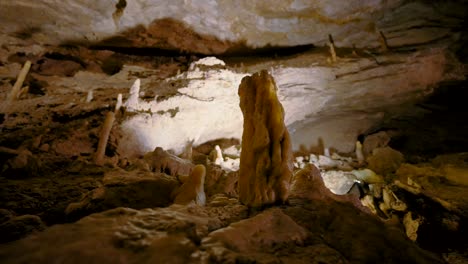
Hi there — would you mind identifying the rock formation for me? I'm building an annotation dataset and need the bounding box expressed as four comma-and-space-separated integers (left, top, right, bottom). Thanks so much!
172, 164, 206, 206
143, 147, 194, 178
237, 70, 293, 207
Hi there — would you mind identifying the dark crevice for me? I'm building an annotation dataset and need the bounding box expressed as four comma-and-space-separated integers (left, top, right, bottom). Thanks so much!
89, 43, 316, 58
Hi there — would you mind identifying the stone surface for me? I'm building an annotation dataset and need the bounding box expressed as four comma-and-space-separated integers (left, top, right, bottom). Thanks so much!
283, 199, 443, 264
367, 147, 404, 176
143, 147, 194, 177
0, 1, 466, 52
65, 169, 179, 220
237, 70, 293, 207
201, 208, 309, 262
291, 164, 369, 213
363, 131, 391, 157
320, 170, 357, 195
0, 214, 45, 243
172, 164, 206, 206
116, 48, 465, 155
0, 204, 249, 264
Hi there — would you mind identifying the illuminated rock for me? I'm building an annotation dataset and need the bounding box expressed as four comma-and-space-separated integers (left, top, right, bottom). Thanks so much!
144, 147, 194, 178
237, 70, 293, 207
172, 164, 206, 206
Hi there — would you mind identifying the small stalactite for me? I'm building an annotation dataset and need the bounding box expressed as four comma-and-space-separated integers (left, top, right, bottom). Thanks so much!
327, 34, 337, 63
112, 0, 127, 30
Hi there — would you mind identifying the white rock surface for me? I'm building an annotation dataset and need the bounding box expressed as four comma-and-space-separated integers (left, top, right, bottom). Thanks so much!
321, 170, 357, 195
0, 1, 465, 49
116, 48, 464, 156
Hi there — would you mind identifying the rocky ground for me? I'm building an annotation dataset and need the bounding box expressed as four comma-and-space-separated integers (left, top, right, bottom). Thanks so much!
0, 34, 468, 263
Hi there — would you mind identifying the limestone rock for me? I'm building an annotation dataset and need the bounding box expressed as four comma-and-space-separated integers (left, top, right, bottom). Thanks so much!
0, 214, 45, 243
311, 154, 354, 170
1, 149, 39, 178
33, 58, 83, 77
0, 204, 248, 264
172, 164, 206, 206
320, 170, 357, 195
367, 147, 404, 176
201, 208, 308, 262
363, 131, 391, 157
403, 212, 422, 242
143, 147, 194, 177
237, 70, 293, 207
291, 164, 368, 213
205, 165, 238, 198
351, 168, 384, 184
65, 169, 179, 220
355, 141, 365, 165
283, 200, 444, 264
291, 163, 331, 200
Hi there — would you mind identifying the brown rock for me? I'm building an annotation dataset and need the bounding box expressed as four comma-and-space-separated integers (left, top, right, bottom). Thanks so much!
202, 208, 308, 262
0, 214, 45, 243
205, 165, 239, 198
194, 138, 240, 155
291, 163, 330, 201
144, 147, 194, 177
2, 149, 39, 178
237, 70, 293, 207
367, 147, 404, 176
65, 169, 179, 220
363, 131, 391, 157
34, 58, 83, 77
291, 163, 370, 213
172, 164, 206, 206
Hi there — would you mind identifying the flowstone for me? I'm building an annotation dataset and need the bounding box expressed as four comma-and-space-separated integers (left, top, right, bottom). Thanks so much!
237, 70, 293, 207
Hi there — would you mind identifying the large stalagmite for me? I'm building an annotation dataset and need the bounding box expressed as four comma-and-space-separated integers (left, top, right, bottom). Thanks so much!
238, 70, 293, 207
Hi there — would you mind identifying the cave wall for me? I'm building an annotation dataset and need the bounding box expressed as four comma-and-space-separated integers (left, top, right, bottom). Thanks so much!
0, 1, 466, 53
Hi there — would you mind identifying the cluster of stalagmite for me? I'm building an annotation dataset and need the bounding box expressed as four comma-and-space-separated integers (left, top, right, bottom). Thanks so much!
237, 70, 294, 207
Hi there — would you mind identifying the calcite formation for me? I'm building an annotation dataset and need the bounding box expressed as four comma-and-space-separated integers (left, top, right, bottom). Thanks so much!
237, 70, 293, 207
172, 164, 206, 206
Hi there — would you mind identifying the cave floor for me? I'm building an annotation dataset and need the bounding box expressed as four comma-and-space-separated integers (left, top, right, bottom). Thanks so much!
0, 40, 468, 263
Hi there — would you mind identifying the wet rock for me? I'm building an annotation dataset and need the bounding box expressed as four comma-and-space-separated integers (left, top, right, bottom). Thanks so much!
0, 214, 45, 243
367, 147, 404, 176
65, 169, 179, 220
238, 70, 293, 207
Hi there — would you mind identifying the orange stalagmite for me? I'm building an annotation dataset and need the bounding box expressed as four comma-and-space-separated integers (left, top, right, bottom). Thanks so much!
237, 70, 293, 207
